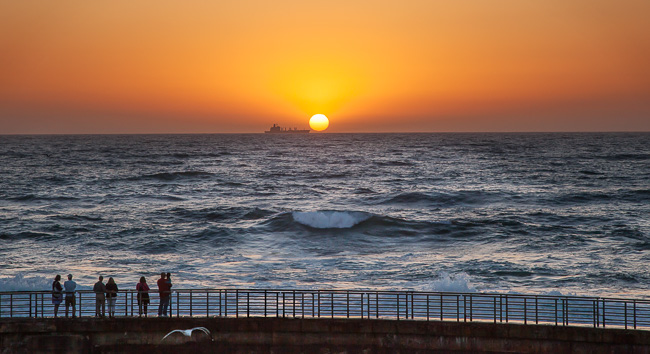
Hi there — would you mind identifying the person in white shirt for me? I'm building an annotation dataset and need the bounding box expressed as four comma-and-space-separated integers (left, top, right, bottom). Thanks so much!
64, 274, 77, 318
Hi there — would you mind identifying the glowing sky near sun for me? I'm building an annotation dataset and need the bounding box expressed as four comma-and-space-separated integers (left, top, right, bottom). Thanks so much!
1, 1, 649, 133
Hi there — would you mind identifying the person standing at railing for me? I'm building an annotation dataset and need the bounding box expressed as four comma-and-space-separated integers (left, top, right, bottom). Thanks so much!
105, 277, 119, 318
64, 274, 77, 318
93, 276, 107, 318
157, 272, 170, 317
51, 275, 63, 318
136, 276, 150, 317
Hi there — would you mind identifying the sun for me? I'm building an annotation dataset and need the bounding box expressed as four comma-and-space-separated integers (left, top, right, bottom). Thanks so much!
309, 114, 329, 131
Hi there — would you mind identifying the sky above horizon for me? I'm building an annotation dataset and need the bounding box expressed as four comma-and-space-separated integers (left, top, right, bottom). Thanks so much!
1, 1, 649, 134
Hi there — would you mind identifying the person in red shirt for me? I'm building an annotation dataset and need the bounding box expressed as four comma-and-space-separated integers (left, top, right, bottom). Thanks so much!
157, 272, 170, 317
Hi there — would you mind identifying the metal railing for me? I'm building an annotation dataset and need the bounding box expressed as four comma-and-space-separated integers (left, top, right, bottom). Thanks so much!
1, 289, 649, 330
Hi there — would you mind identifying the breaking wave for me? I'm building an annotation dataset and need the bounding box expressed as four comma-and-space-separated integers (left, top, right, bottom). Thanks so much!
292, 211, 372, 229
419, 272, 477, 293
0, 274, 51, 291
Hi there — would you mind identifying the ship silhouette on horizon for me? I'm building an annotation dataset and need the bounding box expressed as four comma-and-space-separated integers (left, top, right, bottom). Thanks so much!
265, 124, 310, 134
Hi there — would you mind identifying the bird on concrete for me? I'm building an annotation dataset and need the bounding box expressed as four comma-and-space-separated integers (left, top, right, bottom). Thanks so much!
161, 327, 213, 343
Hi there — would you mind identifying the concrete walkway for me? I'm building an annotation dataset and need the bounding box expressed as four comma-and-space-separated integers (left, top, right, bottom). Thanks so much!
1, 317, 650, 353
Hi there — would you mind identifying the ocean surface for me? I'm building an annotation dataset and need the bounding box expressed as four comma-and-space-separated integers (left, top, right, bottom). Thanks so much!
0, 133, 649, 298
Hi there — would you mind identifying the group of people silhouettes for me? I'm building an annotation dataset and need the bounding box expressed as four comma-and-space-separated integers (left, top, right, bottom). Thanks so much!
51, 272, 173, 318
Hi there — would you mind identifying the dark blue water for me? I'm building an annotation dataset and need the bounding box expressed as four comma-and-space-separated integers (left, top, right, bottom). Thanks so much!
1, 133, 649, 297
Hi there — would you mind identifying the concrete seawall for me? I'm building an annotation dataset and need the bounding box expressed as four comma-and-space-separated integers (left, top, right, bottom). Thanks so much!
2, 317, 650, 353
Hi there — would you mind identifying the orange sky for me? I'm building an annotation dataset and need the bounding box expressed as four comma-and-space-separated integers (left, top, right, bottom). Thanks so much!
1, 0, 649, 133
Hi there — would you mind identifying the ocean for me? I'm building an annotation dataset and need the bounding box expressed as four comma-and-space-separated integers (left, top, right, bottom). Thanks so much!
0, 133, 648, 298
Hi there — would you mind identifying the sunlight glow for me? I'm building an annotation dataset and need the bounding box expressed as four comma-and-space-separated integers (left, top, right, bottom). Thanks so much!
309, 114, 329, 131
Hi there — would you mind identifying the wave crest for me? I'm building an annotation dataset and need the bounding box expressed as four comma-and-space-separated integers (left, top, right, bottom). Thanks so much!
292, 211, 371, 229
0, 274, 50, 291
420, 272, 477, 293
380, 190, 498, 207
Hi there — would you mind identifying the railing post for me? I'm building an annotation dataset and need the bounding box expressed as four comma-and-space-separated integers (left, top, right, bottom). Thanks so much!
402, 293, 406, 320
624, 302, 628, 329
301, 292, 305, 319
596, 299, 600, 327
264, 290, 267, 317
361, 293, 364, 319
247, 292, 250, 318
282, 292, 285, 318
331, 292, 334, 319
505, 295, 508, 323
190, 290, 193, 317
524, 298, 527, 325
293, 291, 296, 318
499, 295, 503, 323
456, 295, 460, 322
376, 292, 379, 319
426, 294, 429, 321
397, 293, 400, 320
463, 294, 467, 322
366, 294, 370, 319
175, 292, 179, 318
276, 292, 279, 318
634, 300, 637, 329
207, 292, 210, 317
346, 291, 349, 319
317, 291, 320, 318
236, 290, 239, 318
440, 294, 443, 321
168, 291, 172, 317
602, 299, 606, 328
555, 299, 558, 326
469, 294, 473, 322
29, 293, 32, 318
535, 297, 539, 325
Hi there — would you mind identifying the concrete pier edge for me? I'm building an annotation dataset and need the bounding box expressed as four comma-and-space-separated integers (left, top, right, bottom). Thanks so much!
2, 317, 650, 353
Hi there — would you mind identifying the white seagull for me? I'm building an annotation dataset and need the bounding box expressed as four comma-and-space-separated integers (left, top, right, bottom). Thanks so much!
161, 327, 212, 342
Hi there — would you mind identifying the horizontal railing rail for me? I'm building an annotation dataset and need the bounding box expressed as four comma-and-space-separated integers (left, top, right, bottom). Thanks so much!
1, 289, 649, 330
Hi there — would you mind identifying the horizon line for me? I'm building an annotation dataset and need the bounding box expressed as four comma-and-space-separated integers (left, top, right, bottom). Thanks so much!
1, 130, 649, 136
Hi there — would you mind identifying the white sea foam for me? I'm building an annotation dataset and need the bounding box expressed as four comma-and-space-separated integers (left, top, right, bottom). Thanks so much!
0, 274, 50, 291
420, 272, 477, 293
541, 290, 577, 297
0, 273, 92, 292
292, 211, 371, 229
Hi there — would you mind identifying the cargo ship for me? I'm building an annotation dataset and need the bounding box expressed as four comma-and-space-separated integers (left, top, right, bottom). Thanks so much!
265, 124, 310, 134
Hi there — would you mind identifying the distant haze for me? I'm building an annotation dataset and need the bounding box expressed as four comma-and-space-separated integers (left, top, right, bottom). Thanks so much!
1, 1, 649, 134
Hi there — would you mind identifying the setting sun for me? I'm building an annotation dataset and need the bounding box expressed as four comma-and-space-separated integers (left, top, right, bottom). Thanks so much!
309, 114, 329, 131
